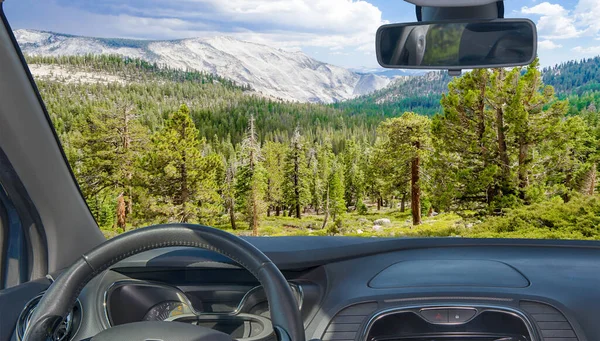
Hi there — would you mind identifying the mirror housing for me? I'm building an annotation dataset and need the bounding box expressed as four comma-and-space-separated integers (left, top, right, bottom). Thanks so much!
376, 19, 537, 72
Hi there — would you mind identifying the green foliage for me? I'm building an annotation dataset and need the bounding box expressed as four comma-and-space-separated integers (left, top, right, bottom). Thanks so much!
356, 200, 368, 215
339, 57, 600, 120
329, 160, 347, 221
378, 112, 431, 224
470, 195, 600, 240
341, 139, 366, 209
263, 141, 286, 215
235, 116, 267, 235
422, 24, 462, 66
542, 57, 600, 95
27, 54, 241, 89
29, 53, 600, 240
138, 104, 222, 223
430, 62, 581, 211
282, 128, 311, 218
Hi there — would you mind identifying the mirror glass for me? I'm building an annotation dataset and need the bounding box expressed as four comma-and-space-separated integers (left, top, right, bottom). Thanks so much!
377, 20, 537, 69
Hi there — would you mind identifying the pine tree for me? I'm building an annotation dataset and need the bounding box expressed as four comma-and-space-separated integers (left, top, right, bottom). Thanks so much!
139, 104, 222, 223
67, 102, 148, 231
504, 60, 563, 199
543, 116, 599, 200
223, 156, 238, 230
434, 69, 498, 207
307, 145, 324, 214
283, 127, 310, 219
369, 136, 410, 211
329, 159, 346, 222
341, 140, 365, 209
379, 113, 431, 226
263, 141, 286, 216
235, 115, 266, 235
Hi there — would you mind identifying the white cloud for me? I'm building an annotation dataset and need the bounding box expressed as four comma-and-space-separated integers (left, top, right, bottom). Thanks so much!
72, 0, 387, 52
522, 2, 568, 16
573, 0, 600, 37
538, 40, 563, 49
521, 2, 580, 39
572, 45, 600, 55
203, 0, 384, 34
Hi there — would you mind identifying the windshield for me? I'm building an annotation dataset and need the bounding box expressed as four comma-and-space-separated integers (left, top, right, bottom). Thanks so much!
4, 1, 600, 240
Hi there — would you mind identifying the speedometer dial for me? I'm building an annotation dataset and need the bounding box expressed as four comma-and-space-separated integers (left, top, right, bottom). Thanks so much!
143, 301, 188, 321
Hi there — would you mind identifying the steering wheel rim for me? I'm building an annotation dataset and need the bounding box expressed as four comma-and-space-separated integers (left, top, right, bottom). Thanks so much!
23, 224, 305, 341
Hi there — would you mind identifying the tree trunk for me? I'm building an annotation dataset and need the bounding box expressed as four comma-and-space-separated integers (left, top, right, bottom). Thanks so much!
126, 187, 133, 215
116, 193, 126, 231
294, 145, 301, 219
276, 206, 281, 216
121, 105, 133, 226
377, 196, 381, 211
518, 135, 529, 198
411, 144, 422, 226
588, 164, 597, 195
229, 203, 237, 230
266, 179, 272, 217
477, 72, 487, 152
251, 188, 259, 236
179, 123, 189, 223
400, 193, 406, 212
321, 185, 330, 230
478, 71, 492, 203
496, 107, 510, 183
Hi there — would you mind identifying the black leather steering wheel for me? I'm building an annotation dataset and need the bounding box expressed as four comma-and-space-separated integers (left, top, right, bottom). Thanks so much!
23, 224, 305, 341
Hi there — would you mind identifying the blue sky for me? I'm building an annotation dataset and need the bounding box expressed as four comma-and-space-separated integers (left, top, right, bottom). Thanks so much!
3, 0, 600, 69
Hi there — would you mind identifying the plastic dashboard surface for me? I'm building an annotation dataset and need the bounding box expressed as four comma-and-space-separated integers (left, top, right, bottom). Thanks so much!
10, 237, 600, 341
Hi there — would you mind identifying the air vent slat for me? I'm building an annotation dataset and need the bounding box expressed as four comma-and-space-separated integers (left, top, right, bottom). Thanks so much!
520, 301, 578, 341
323, 332, 357, 340
332, 316, 367, 324
541, 330, 576, 338
537, 322, 572, 330
322, 302, 379, 341
532, 313, 567, 322
327, 323, 362, 332
337, 303, 378, 316
520, 302, 559, 314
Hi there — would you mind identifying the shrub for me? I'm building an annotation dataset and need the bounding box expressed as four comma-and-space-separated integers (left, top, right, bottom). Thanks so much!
356, 200, 368, 215
469, 194, 600, 240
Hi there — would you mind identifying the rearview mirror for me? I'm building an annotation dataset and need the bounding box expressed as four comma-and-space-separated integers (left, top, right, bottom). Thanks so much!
376, 19, 537, 70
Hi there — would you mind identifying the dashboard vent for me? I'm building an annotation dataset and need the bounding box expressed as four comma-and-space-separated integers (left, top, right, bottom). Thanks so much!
323, 302, 378, 341
520, 301, 578, 341
16, 293, 81, 341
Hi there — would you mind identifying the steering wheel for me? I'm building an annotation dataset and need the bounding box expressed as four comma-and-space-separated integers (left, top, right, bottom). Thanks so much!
23, 224, 305, 341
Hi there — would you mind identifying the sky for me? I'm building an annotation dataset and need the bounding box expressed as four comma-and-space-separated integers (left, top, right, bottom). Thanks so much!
3, 0, 600, 69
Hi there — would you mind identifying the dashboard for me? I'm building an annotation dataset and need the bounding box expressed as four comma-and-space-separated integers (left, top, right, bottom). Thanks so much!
11, 237, 600, 341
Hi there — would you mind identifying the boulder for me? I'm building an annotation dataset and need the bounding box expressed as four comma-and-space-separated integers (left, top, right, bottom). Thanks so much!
372, 225, 383, 232
374, 218, 391, 226
357, 218, 370, 225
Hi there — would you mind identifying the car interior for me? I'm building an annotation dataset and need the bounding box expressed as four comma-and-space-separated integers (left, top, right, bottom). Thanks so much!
0, 1, 597, 341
